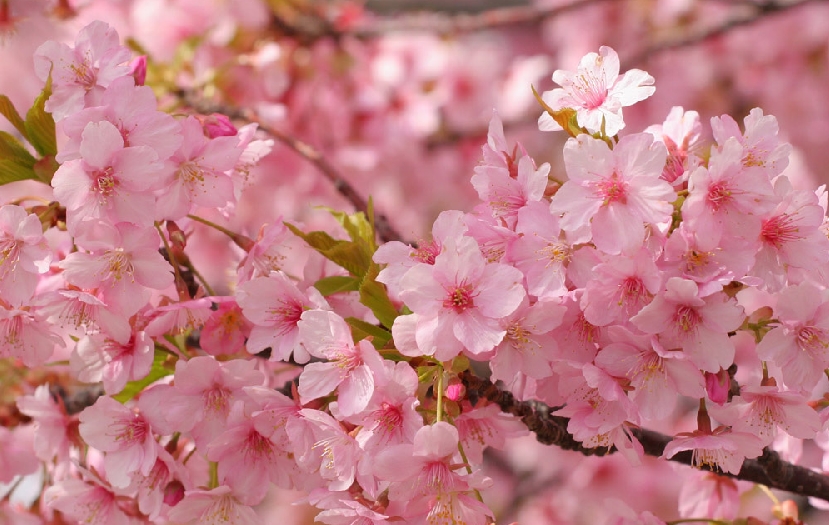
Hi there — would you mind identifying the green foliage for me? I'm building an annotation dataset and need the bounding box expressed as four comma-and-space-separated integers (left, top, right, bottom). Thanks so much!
0, 78, 58, 185
112, 348, 176, 403
25, 76, 57, 158
345, 316, 392, 349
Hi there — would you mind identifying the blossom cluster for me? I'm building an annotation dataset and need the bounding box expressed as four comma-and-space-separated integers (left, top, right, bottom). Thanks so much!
0, 17, 828, 525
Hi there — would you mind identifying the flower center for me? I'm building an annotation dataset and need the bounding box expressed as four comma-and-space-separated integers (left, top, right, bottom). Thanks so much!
444, 284, 474, 313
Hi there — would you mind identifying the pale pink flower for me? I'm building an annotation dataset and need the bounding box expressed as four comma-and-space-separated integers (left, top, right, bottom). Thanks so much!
164, 356, 264, 449
0, 303, 63, 367
645, 106, 703, 187
59, 221, 173, 316
711, 108, 792, 177
538, 46, 655, 136
42, 289, 131, 344
301, 408, 363, 492
207, 401, 295, 505
132, 448, 186, 521
455, 403, 528, 464
596, 327, 705, 420
144, 297, 214, 338
165, 485, 260, 525
51, 121, 162, 232
631, 278, 744, 373
506, 200, 570, 299
550, 133, 674, 255
678, 471, 747, 521
756, 282, 829, 391
78, 395, 159, 488
58, 75, 183, 163
0, 426, 38, 483
199, 298, 252, 356
580, 248, 662, 326
682, 137, 777, 248
34, 20, 132, 120
470, 154, 550, 228
236, 222, 292, 283
393, 237, 525, 359
713, 385, 821, 444
297, 310, 385, 416
490, 297, 564, 383
16, 384, 72, 462
309, 490, 389, 525
155, 116, 241, 220
71, 331, 154, 395
0, 204, 50, 306
663, 426, 765, 475
44, 477, 136, 525
753, 177, 829, 291
237, 271, 326, 362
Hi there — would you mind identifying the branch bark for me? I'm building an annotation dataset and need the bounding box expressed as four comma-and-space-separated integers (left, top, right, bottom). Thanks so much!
461, 371, 829, 503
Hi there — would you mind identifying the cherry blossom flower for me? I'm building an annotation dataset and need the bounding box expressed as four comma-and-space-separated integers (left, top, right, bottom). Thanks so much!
756, 282, 829, 391
199, 298, 252, 356
631, 277, 744, 373
663, 426, 765, 475
165, 485, 260, 525
0, 426, 38, 483
0, 302, 63, 367
392, 236, 525, 359
0, 204, 50, 306
297, 310, 385, 416
711, 108, 792, 177
237, 271, 327, 362
78, 395, 160, 488
155, 116, 242, 220
59, 221, 173, 316
44, 477, 136, 525
71, 331, 155, 395
455, 403, 528, 464
645, 106, 703, 187
678, 471, 747, 521
471, 154, 550, 228
16, 384, 73, 462
550, 133, 675, 255
34, 20, 132, 121
538, 46, 655, 136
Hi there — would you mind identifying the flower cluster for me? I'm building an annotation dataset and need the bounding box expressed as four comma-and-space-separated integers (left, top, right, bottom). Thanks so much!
1, 18, 828, 525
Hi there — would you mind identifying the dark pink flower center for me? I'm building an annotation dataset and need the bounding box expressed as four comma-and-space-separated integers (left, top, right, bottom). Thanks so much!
270, 300, 304, 335
93, 167, 117, 197
706, 182, 732, 211
444, 283, 474, 313
620, 276, 648, 312
673, 305, 701, 333
761, 213, 799, 248
593, 172, 627, 205
411, 240, 440, 265
797, 326, 828, 353
574, 73, 608, 110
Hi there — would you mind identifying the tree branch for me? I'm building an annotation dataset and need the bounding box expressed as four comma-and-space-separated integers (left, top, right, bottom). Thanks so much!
625, 0, 827, 67
460, 371, 829, 503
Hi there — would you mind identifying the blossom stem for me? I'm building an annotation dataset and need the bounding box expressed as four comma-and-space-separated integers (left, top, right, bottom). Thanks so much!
436, 366, 444, 423
758, 484, 780, 505
180, 257, 215, 297
456, 441, 484, 503
187, 214, 254, 251
208, 460, 219, 489
156, 222, 190, 300
666, 520, 730, 525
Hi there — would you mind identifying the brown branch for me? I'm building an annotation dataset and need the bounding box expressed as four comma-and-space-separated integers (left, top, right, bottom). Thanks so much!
351, 0, 615, 37
460, 371, 829, 503
625, 0, 828, 67
172, 91, 405, 244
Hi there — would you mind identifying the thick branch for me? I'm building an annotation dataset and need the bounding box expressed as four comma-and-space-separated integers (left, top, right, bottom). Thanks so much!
461, 371, 829, 503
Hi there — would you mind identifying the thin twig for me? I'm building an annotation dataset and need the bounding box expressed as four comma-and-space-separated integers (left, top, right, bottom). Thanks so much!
461, 371, 829, 503
626, 0, 827, 67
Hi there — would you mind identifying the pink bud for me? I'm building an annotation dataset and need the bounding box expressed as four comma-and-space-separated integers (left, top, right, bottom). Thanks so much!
704, 369, 729, 406
199, 113, 238, 138
129, 56, 147, 86
445, 378, 465, 402
163, 480, 185, 507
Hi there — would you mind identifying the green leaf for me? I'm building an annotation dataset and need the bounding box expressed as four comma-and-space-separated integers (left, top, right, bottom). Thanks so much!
112, 348, 176, 403
314, 275, 360, 296
286, 222, 372, 277
0, 96, 28, 139
345, 316, 392, 349
359, 262, 398, 328
25, 77, 57, 157
32, 156, 59, 184
0, 159, 37, 185
0, 131, 36, 166
328, 207, 376, 251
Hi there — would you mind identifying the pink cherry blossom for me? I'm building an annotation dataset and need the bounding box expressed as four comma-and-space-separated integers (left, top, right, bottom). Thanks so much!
165, 485, 261, 525
51, 120, 163, 232
538, 46, 655, 136
71, 331, 155, 395
0, 204, 50, 306
663, 426, 765, 475
0, 425, 38, 483
59, 221, 173, 316
631, 277, 744, 373
711, 108, 792, 177
0, 302, 63, 367
155, 116, 242, 220
297, 309, 385, 416
645, 106, 703, 187
550, 133, 675, 255
78, 395, 159, 488
755, 282, 829, 391
393, 237, 525, 359
471, 154, 550, 228
454, 403, 528, 464
16, 384, 73, 462
237, 271, 326, 362
199, 298, 252, 356
34, 20, 132, 120
44, 477, 136, 525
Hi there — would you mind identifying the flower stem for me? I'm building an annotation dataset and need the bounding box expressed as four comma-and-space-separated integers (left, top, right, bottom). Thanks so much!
436, 366, 444, 423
